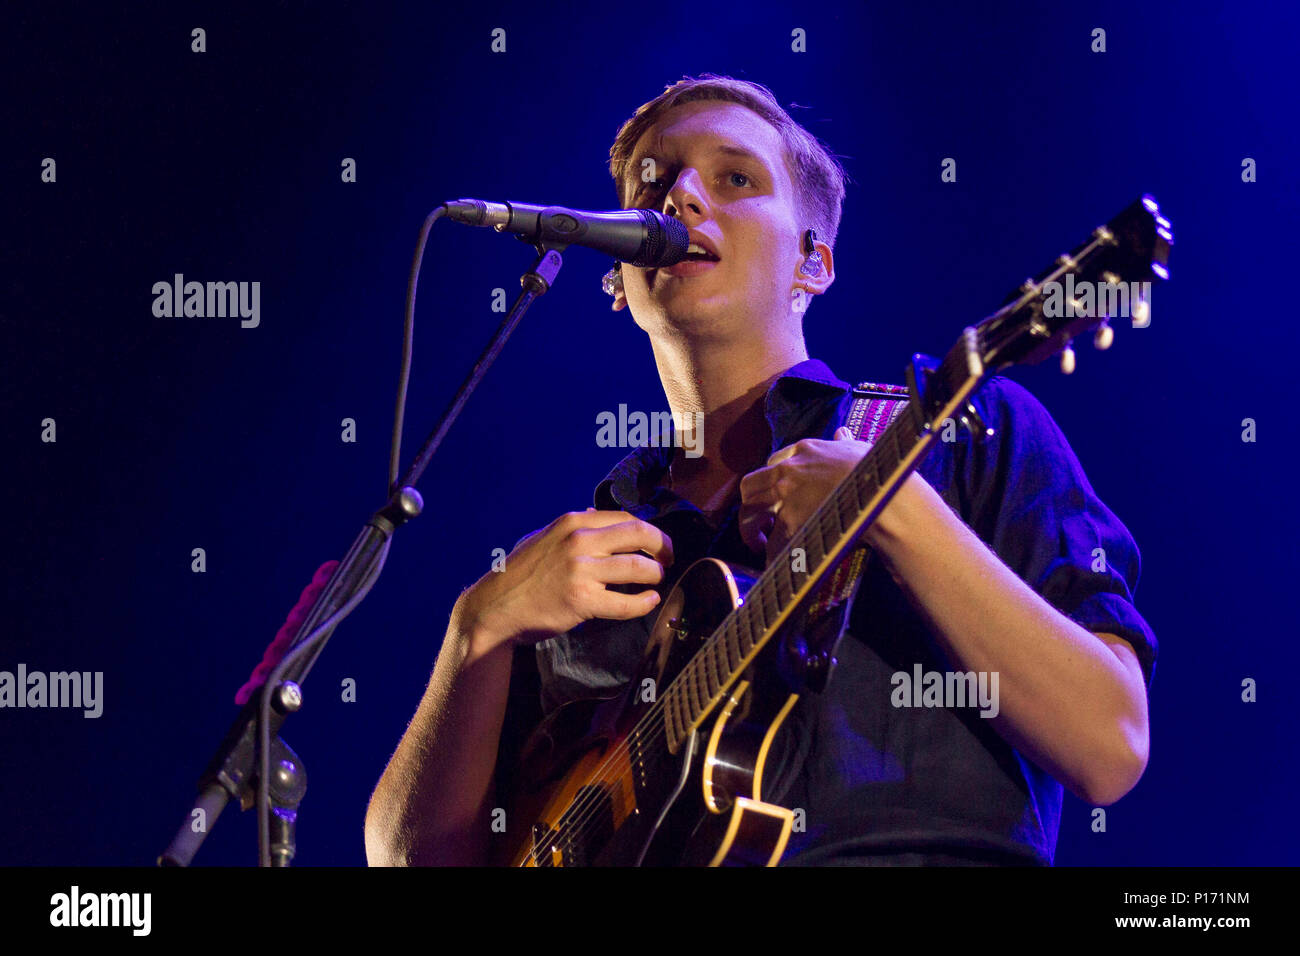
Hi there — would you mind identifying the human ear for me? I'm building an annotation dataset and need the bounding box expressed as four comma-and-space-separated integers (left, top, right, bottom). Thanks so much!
793, 230, 835, 297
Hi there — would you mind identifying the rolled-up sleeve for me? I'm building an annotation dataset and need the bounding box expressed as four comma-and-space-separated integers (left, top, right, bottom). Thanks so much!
950, 376, 1159, 687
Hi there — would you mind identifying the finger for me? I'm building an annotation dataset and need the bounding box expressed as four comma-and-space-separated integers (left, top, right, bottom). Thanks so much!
766, 443, 799, 467
766, 520, 798, 563
765, 529, 786, 564
559, 507, 624, 526
834, 426, 872, 453
589, 553, 668, 586
739, 481, 781, 511
740, 463, 782, 498
738, 505, 775, 554
770, 508, 800, 551
591, 587, 662, 620
577, 519, 674, 567
561, 508, 649, 533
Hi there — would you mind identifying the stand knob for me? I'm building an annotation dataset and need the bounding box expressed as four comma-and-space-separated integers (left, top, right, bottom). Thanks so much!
396, 486, 423, 518
274, 681, 303, 714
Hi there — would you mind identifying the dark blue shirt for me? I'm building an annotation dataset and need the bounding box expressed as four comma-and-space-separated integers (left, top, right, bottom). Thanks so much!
495, 359, 1158, 866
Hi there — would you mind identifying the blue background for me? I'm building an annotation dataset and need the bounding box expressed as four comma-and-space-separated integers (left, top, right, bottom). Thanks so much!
3, 0, 1296, 866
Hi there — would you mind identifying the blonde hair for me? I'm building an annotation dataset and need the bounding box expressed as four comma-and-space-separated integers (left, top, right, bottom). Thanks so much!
609, 74, 848, 250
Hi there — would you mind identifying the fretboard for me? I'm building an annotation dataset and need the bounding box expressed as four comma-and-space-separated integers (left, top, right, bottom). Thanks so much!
659, 390, 955, 753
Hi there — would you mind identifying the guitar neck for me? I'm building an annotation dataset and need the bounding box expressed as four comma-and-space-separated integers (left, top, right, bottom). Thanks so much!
661, 360, 983, 753
660, 193, 1174, 753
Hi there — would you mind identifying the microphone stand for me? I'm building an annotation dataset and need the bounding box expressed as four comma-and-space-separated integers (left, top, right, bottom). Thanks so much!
159, 236, 566, 866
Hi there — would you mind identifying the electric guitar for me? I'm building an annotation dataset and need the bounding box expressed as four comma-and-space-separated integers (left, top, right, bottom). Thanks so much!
498, 196, 1174, 867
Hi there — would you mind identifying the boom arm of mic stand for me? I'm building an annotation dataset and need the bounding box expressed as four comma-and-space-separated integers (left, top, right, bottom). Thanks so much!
158, 239, 566, 866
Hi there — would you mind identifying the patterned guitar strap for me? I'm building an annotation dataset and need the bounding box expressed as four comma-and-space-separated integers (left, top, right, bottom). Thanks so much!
798, 381, 911, 684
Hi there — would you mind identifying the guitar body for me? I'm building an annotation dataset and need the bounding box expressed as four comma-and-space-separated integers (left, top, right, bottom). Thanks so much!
501, 557, 802, 867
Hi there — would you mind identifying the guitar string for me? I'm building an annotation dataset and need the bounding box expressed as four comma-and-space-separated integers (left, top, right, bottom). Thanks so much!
516, 548, 784, 863
525, 493, 853, 864
521, 477, 880, 864
519, 561, 783, 865
520, 685, 668, 864
539, 406, 941, 862
520, 603, 746, 865
532, 465, 889, 863
524, 473, 883, 863
530, 228, 1126, 860
524, 402, 923, 863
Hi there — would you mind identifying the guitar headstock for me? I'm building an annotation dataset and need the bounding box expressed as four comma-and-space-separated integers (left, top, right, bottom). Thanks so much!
907, 196, 1174, 430
978, 194, 1173, 373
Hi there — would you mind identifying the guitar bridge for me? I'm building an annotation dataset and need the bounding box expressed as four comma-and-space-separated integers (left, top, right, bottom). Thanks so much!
528, 785, 615, 867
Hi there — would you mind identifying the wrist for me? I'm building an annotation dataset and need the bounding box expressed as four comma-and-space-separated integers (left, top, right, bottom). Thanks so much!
451, 590, 514, 661
866, 472, 937, 554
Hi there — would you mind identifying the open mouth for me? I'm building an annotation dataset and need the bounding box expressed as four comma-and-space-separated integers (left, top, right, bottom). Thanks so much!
654, 240, 720, 280
660, 258, 719, 279
682, 242, 720, 262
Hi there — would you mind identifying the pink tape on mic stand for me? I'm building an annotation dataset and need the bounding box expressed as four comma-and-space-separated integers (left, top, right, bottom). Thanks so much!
234, 560, 340, 706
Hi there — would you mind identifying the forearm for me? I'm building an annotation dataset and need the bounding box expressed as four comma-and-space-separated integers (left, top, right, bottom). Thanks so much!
364, 599, 515, 866
868, 474, 1149, 805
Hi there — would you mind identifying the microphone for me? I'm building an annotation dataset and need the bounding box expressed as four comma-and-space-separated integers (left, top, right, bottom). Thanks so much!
441, 198, 690, 268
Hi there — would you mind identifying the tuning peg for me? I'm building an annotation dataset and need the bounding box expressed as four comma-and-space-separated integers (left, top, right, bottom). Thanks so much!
958, 402, 994, 443
1094, 319, 1114, 350
1132, 291, 1151, 328
1060, 341, 1076, 374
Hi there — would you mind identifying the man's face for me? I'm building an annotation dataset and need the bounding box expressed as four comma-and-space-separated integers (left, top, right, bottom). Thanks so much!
618, 100, 805, 342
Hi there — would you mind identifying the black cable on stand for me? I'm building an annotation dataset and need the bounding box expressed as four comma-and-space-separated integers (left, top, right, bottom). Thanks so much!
159, 207, 568, 866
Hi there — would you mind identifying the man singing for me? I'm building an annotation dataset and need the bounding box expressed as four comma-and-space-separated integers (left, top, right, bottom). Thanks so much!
364, 74, 1157, 866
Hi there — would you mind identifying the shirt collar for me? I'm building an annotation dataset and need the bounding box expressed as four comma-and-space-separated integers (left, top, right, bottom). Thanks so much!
594, 358, 852, 511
